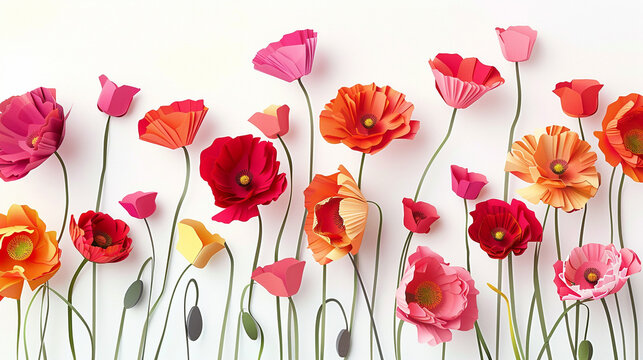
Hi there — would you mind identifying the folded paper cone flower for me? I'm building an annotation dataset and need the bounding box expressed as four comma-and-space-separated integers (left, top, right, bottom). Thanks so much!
177, 219, 225, 268
553, 79, 603, 118
402, 198, 439, 234
119, 191, 157, 219
69, 211, 132, 264
495, 26, 537, 62
251, 258, 305, 297
248, 104, 290, 139
97, 74, 140, 117
253, 29, 317, 82
450, 165, 488, 200
138, 99, 208, 149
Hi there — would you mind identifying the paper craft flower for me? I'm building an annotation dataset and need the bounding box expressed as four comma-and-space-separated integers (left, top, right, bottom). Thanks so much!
468, 199, 542, 259
248, 104, 290, 139
495, 26, 537, 62
97, 75, 140, 117
138, 99, 208, 149
304, 165, 368, 265
119, 191, 158, 219
0, 205, 61, 300
505, 125, 600, 212
177, 219, 225, 268
554, 243, 641, 301
253, 29, 317, 82
553, 79, 604, 118
319, 83, 419, 154
450, 165, 488, 200
0, 87, 66, 182
251, 258, 305, 297
69, 211, 132, 263
200, 135, 287, 223
429, 53, 504, 109
396, 246, 478, 346
402, 198, 439, 234
594, 93, 643, 182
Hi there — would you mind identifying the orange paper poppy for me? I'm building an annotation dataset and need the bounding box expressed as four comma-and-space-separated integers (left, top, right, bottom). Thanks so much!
138, 99, 208, 149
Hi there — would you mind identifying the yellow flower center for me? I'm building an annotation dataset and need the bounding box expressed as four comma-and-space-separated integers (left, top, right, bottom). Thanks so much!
6, 234, 34, 261
236, 170, 253, 187
31, 136, 40, 147
493, 231, 505, 241
360, 114, 377, 129
550, 159, 568, 175
238, 175, 251, 186
584, 267, 600, 285
415, 281, 443, 310
624, 129, 643, 155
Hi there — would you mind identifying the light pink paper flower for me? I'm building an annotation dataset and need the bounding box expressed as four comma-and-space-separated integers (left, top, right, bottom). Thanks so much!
495, 26, 537, 62
119, 191, 158, 219
252, 258, 305, 297
402, 198, 439, 234
450, 165, 488, 200
248, 104, 290, 139
554, 243, 641, 301
253, 29, 317, 82
97, 75, 140, 117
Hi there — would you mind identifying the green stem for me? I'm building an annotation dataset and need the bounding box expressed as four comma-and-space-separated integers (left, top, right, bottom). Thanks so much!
95, 115, 111, 212
464, 199, 470, 271
474, 322, 492, 360
234, 284, 252, 360
394, 231, 413, 356
578, 207, 588, 247
67, 258, 89, 360
275, 135, 293, 262
577, 117, 585, 141
396, 321, 403, 360
114, 258, 151, 360
442, 343, 446, 360
494, 259, 503, 359
537, 301, 583, 360
92, 263, 96, 352
276, 297, 284, 360
601, 298, 619, 360
507, 254, 525, 359
154, 264, 191, 359
526, 293, 536, 359
614, 293, 627, 360
367, 201, 383, 360
555, 208, 577, 359
38, 283, 50, 360
53, 152, 69, 244
183, 279, 199, 360
140, 218, 156, 357
16, 299, 21, 360
24, 286, 45, 360
288, 298, 299, 360
218, 243, 235, 360
294, 211, 307, 260
608, 167, 617, 244
357, 153, 366, 188
49, 286, 95, 360
297, 78, 314, 184
248, 213, 263, 312
320, 265, 327, 360
533, 206, 552, 359
503, 61, 522, 202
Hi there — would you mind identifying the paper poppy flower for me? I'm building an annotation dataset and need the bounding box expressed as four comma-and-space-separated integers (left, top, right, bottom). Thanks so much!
248, 104, 290, 139
177, 219, 225, 268
553, 79, 604, 118
505, 125, 600, 212
251, 258, 305, 297
0, 87, 66, 182
495, 26, 537, 62
429, 53, 504, 109
468, 199, 542, 259
319, 83, 420, 154
554, 243, 641, 301
119, 191, 157, 219
402, 198, 439, 234
97, 75, 140, 117
138, 99, 208, 149
253, 29, 317, 82
0, 205, 61, 300
304, 165, 368, 265
594, 93, 643, 182
450, 165, 488, 200
200, 135, 287, 224
69, 211, 132, 263
396, 246, 478, 346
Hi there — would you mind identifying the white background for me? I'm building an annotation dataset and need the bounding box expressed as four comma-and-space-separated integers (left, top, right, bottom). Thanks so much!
0, 0, 642, 359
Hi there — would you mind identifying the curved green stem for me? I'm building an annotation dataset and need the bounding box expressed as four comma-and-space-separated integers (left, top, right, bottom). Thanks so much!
92, 263, 97, 352
463, 199, 470, 271
487, 284, 521, 360
315, 298, 348, 360
114, 258, 151, 360
49, 286, 95, 360
53, 152, 69, 244
275, 135, 293, 262
38, 282, 50, 360
536, 301, 583, 360
474, 322, 492, 360
577, 117, 585, 141
95, 115, 111, 211
276, 297, 284, 360
288, 297, 299, 360
320, 265, 327, 360
601, 298, 619, 360
234, 284, 253, 360
218, 243, 235, 360
507, 254, 525, 359
396, 321, 403, 360
67, 258, 89, 360
533, 206, 552, 359
367, 201, 383, 360
357, 153, 366, 188
16, 299, 21, 360
555, 208, 577, 359
614, 293, 627, 360
608, 167, 617, 244
494, 259, 503, 359
248, 213, 263, 312
503, 61, 522, 202
297, 78, 314, 183
24, 286, 45, 360
526, 293, 536, 358
153, 264, 191, 359
140, 219, 156, 357
394, 231, 413, 356
183, 279, 199, 360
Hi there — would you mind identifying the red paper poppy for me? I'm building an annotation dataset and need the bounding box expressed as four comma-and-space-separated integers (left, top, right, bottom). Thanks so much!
402, 198, 439, 234
553, 79, 603, 118
69, 211, 132, 263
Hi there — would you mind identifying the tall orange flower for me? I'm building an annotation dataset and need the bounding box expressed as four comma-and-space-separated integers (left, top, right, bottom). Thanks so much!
505, 125, 600, 212
0, 205, 61, 300
138, 99, 208, 149
319, 83, 419, 154
594, 93, 643, 182
304, 165, 368, 264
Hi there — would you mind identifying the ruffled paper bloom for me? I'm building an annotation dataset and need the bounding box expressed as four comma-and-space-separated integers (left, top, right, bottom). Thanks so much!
505, 125, 600, 212
138, 99, 208, 149
468, 199, 542, 259
554, 243, 641, 301
200, 135, 287, 223
304, 165, 368, 265
119, 191, 157, 219
450, 165, 488, 200
495, 26, 537, 62
553, 79, 603, 118
429, 53, 504, 109
0, 87, 66, 181
177, 219, 225, 268
320, 83, 419, 154
396, 246, 478, 346
402, 198, 439, 234
252, 258, 305, 297
69, 211, 132, 263
253, 29, 317, 82
594, 93, 643, 182
0, 205, 61, 300
248, 104, 290, 139
97, 75, 140, 117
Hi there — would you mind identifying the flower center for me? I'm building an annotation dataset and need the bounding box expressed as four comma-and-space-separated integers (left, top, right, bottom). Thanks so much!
550, 159, 568, 175
412, 211, 426, 224
92, 232, 113, 249
583, 267, 600, 285
27, 135, 40, 149
414, 281, 443, 310
360, 114, 377, 129
236, 170, 252, 187
491, 228, 506, 241
624, 129, 643, 155
6, 234, 34, 261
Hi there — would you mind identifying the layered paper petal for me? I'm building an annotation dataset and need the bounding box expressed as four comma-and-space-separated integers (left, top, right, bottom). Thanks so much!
251, 258, 305, 297
97, 75, 140, 117
69, 211, 132, 263
119, 191, 157, 219
450, 165, 488, 200
496, 26, 537, 62
177, 219, 225, 268
553, 79, 603, 118
248, 104, 290, 139
402, 198, 439, 234
138, 99, 208, 149
253, 29, 317, 82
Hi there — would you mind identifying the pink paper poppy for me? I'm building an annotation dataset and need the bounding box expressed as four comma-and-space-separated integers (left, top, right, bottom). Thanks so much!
450, 165, 488, 200
253, 29, 317, 82
402, 198, 439, 234
119, 191, 158, 219
553, 79, 604, 118
495, 26, 538, 62
248, 104, 290, 139
429, 53, 504, 109
252, 258, 305, 297
97, 75, 140, 117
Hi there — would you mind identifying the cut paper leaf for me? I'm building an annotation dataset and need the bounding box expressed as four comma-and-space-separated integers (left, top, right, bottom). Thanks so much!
578, 340, 593, 360
97, 74, 140, 117
176, 219, 225, 268
186, 305, 203, 341
138, 99, 208, 149
119, 191, 157, 219
251, 258, 305, 297
253, 29, 317, 82
242, 311, 259, 340
336, 329, 351, 357
248, 104, 290, 139
495, 26, 537, 62
124, 279, 143, 309
553, 79, 603, 118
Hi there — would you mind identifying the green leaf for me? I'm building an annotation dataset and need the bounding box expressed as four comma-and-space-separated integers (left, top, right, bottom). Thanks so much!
578, 340, 593, 360
241, 311, 258, 340
123, 280, 143, 309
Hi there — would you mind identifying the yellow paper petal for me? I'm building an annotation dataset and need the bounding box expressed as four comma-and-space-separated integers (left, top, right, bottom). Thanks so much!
177, 219, 225, 268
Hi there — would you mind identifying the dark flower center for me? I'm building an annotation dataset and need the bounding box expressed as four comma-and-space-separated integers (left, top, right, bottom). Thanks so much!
407, 280, 442, 310
93, 232, 113, 249
360, 114, 378, 129
236, 169, 253, 187
583, 267, 600, 285
491, 227, 506, 241
624, 128, 643, 155
6, 234, 34, 261
550, 159, 568, 175
412, 211, 426, 224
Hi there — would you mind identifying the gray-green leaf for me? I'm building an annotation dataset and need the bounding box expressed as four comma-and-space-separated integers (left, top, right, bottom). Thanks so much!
123, 280, 143, 309
241, 312, 258, 340
578, 340, 593, 360
186, 306, 203, 341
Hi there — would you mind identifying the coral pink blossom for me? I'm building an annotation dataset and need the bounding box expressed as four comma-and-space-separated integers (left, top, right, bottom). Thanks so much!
119, 191, 157, 219
495, 26, 537, 62
396, 246, 478, 346
554, 243, 641, 301
97, 75, 140, 117
248, 104, 290, 139
553, 79, 603, 118
253, 29, 317, 82
402, 198, 439, 234
252, 258, 305, 297
450, 165, 488, 200
70, 211, 132, 263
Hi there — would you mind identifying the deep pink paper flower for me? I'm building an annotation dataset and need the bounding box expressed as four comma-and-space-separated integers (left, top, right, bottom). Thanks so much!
553, 79, 604, 118
0, 87, 66, 181
396, 246, 478, 346
450, 165, 488, 200
252, 258, 305, 297
554, 243, 641, 301
253, 29, 317, 82
97, 75, 140, 117
429, 53, 504, 109
119, 191, 158, 219
402, 198, 439, 234
248, 104, 290, 139
495, 26, 537, 62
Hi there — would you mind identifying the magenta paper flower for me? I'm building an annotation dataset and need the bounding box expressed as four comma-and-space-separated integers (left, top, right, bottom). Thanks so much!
495, 26, 537, 62
554, 243, 641, 301
253, 29, 317, 82
248, 104, 290, 139
119, 191, 158, 219
252, 257, 305, 297
396, 246, 478, 346
450, 165, 488, 200
97, 75, 140, 117
0, 87, 66, 181
402, 198, 439, 234
429, 53, 504, 109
